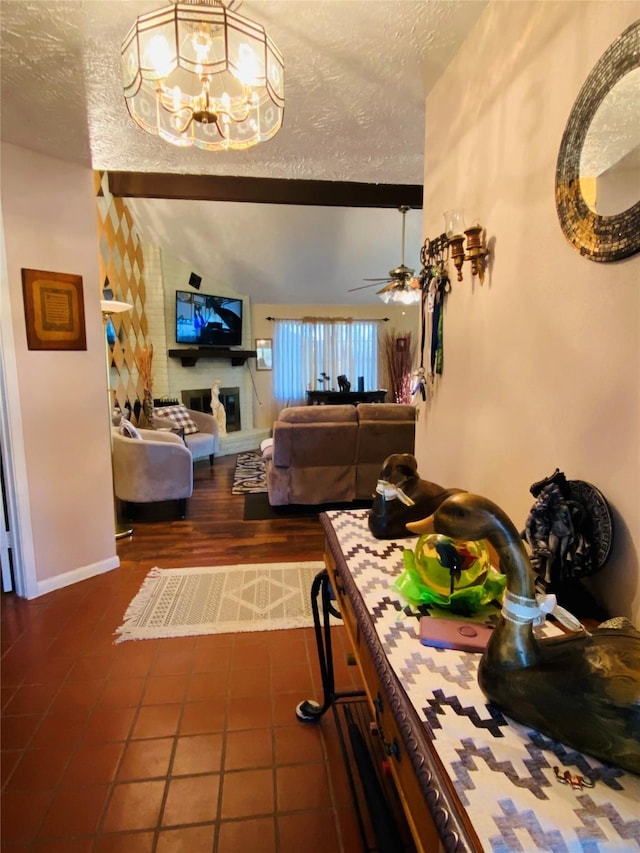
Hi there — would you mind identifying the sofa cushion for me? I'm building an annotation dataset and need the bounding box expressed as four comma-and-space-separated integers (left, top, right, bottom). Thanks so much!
154, 405, 200, 435
355, 405, 416, 499
279, 405, 357, 424
183, 431, 215, 461
357, 403, 416, 422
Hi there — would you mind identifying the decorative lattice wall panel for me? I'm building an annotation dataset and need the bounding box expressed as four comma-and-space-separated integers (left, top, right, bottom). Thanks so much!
94, 171, 150, 422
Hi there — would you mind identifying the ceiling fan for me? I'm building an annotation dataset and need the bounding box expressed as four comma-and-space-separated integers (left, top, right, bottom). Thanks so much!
348, 205, 421, 303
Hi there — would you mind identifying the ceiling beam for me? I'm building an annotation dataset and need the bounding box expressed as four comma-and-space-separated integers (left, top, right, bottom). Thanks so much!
108, 172, 423, 208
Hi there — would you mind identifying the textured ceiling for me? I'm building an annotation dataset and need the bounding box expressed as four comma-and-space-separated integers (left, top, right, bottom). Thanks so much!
0, 0, 488, 304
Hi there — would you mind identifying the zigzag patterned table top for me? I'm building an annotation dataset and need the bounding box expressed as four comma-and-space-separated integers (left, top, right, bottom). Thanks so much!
322, 510, 640, 853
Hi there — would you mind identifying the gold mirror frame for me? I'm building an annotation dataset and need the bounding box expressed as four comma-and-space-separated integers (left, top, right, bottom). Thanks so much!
555, 21, 640, 262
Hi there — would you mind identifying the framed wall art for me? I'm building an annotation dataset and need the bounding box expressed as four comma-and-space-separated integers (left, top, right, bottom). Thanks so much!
256, 338, 273, 371
21, 268, 87, 351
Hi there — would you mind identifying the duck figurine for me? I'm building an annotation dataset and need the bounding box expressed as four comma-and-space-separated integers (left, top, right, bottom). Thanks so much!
407, 492, 640, 774
368, 453, 464, 540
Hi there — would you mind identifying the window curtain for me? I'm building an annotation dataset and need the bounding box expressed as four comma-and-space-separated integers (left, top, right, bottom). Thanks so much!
273, 319, 379, 409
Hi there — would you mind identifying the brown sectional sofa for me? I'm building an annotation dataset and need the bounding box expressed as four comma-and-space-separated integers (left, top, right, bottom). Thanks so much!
266, 403, 416, 506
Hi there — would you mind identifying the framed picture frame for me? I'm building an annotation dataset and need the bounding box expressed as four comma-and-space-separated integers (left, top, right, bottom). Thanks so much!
21, 268, 87, 351
256, 338, 273, 371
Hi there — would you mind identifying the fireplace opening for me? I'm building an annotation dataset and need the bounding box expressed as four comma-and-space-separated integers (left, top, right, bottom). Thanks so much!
181, 387, 241, 432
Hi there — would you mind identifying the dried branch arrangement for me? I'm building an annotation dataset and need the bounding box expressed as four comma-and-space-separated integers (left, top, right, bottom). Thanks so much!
136, 342, 154, 393
136, 342, 155, 426
382, 330, 416, 404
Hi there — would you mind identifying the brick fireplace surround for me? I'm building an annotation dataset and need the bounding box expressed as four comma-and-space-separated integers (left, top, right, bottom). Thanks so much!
181, 388, 241, 433
176, 387, 269, 457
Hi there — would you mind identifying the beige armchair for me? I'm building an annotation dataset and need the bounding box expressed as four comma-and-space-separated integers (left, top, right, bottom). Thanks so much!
153, 407, 219, 466
183, 408, 219, 465
111, 427, 193, 518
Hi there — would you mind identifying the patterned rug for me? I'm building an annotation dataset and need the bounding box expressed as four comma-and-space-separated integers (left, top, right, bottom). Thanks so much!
232, 450, 267, 494
114, 562, 328, 642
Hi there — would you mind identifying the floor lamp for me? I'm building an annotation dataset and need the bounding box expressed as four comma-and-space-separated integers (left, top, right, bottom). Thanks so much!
100, 299, 134, 540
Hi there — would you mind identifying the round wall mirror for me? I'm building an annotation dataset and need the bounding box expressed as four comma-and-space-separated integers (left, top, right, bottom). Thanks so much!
555, 21, 640, 262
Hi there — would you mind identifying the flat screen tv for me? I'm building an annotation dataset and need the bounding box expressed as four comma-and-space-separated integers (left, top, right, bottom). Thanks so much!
175, 290, 243, 347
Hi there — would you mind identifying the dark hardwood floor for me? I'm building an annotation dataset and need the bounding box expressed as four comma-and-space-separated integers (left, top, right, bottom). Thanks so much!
116, 454, 327, 569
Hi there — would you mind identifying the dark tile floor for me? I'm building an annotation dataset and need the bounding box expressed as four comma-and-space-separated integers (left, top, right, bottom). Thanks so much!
1, 561, 365, 851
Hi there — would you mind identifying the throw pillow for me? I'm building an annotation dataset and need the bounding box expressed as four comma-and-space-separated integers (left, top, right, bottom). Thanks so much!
120, 419, 142, 440
154, 405, 200, 435
260, 438, 274, 459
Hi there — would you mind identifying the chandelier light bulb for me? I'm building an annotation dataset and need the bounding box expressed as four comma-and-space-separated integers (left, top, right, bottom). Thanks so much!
147, 35, 173, 77
192, 36, 211, 64
236, 43, 259, 85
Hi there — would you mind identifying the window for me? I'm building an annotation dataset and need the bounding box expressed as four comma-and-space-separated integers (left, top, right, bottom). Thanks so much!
272, 319, 379, 406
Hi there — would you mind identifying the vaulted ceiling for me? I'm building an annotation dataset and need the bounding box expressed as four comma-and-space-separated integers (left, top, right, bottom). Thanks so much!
0, 0, 488, 303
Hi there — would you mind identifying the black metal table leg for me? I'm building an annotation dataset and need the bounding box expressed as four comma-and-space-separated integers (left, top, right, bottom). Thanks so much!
296, 569, 335, 721
296, 569, 363, 722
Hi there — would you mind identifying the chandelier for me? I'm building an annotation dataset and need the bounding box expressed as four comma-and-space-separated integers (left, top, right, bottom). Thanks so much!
121, 0, 284, 151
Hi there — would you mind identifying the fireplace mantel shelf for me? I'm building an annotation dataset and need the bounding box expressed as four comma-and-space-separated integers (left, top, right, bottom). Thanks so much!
168, 348, 257, 367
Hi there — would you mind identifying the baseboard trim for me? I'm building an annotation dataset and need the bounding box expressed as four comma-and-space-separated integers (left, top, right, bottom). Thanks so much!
218, 428, 271, 456
35, 556, 120, 599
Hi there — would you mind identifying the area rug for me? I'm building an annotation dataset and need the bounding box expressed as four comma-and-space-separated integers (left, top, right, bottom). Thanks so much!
114, 561, 327, 642
244, 492, 373, 521
231, 450, 267, 494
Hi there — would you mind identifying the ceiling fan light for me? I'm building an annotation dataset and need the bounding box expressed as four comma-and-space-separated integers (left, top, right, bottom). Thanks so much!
122, 0, 284, 151
378, 284, 421, 306
400, 288, 422, 305
399, 288, 422, 306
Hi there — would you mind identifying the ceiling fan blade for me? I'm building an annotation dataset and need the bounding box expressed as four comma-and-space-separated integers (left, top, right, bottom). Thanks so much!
376, 282, 398, 294
362, 277, 393, 282
347, 281, 391, 293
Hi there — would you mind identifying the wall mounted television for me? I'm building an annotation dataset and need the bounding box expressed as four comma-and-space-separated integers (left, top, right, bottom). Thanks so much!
176, 290, 243, 347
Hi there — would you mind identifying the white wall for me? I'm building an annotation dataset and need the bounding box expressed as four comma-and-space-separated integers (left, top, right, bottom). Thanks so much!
417, 2, 639, 621
0, 144, 118, 595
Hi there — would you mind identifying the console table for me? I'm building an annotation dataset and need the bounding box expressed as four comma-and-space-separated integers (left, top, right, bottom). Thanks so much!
301, 510, 640, 853
306, 389, 387, 405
